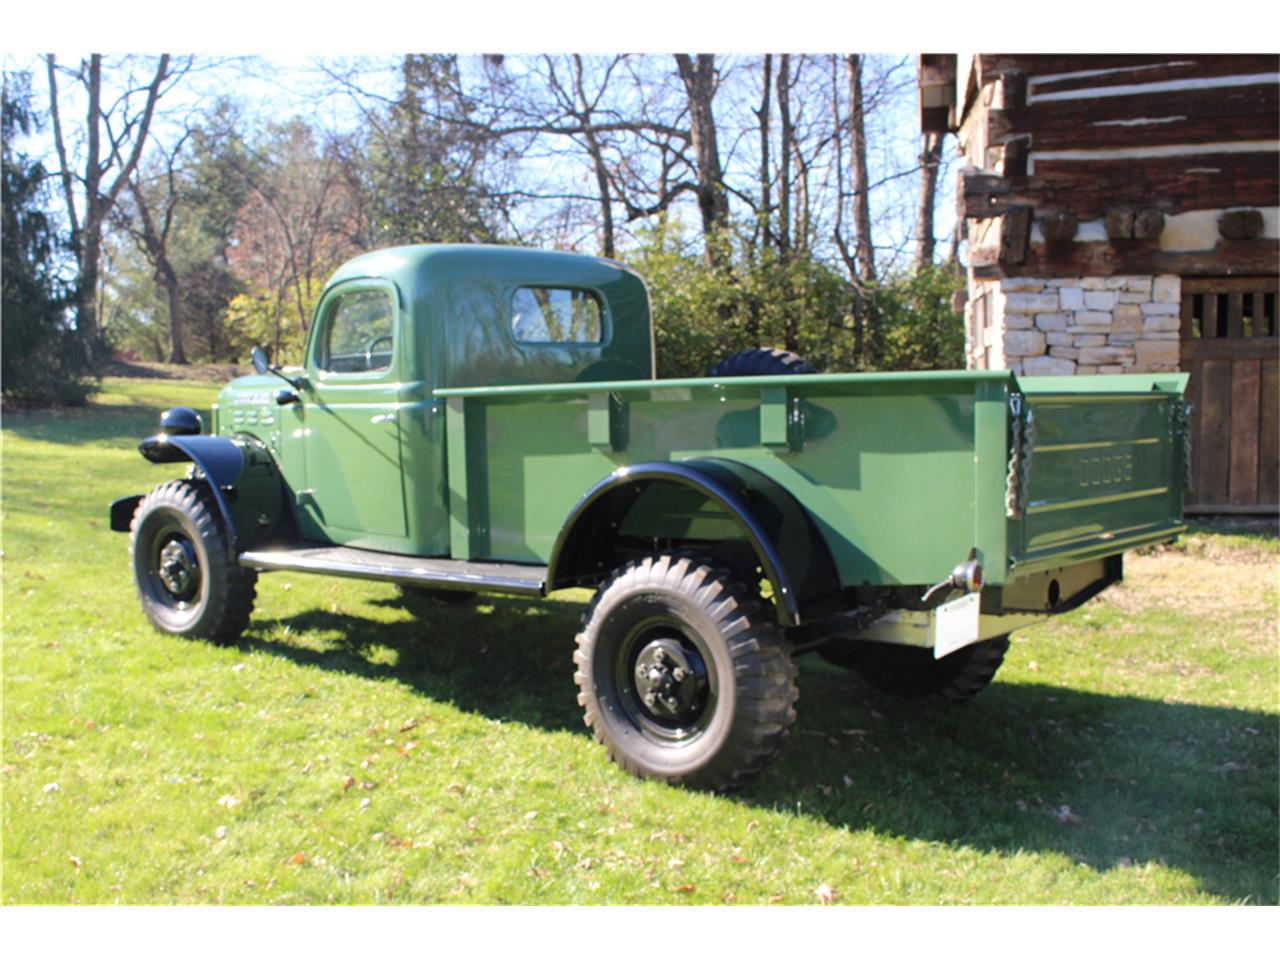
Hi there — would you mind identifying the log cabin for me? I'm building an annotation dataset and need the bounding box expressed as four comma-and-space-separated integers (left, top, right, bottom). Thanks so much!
921, 54, 1279, 514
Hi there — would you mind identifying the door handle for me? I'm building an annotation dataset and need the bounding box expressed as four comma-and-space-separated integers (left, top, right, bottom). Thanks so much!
370, 413, 396, 424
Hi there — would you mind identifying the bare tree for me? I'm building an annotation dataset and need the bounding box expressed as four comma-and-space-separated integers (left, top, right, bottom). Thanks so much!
120, 130, 192, 363
674, 54, 729, 265
45, 54, 185, 357
845, 54, 876, 285
915, 131, 943, 268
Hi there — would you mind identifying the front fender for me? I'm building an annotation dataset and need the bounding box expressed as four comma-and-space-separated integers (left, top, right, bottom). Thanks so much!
547, 458, 842, 627
132, 433, 290, 549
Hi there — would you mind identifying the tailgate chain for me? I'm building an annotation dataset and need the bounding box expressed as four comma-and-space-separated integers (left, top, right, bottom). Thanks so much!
1005, 394, 1036, 519
1173, 400, 1193, 490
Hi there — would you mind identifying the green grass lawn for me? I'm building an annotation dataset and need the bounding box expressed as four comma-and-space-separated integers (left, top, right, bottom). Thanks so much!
3, 378, 1277, 904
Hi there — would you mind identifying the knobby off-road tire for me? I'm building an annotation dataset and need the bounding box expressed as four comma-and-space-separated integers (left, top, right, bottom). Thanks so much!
574, 554, 798, 792
823, 635, 1010, 704
707, 347, 817, 378
130, 480, 257, 642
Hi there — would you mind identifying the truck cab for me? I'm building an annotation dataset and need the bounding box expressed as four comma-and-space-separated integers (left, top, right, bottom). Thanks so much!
212, 245, 653, 556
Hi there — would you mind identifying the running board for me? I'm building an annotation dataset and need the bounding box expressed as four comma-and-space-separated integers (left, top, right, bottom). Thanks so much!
239, 544, 546, 596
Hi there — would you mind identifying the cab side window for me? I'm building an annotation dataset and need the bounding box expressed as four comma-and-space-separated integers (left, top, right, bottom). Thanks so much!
320, 289, 395, 373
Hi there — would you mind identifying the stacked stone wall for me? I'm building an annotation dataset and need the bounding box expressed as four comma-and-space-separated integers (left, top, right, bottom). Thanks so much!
965, 274, 1183, 376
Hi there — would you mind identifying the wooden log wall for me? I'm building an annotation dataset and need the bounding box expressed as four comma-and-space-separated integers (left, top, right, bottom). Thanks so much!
947, 54, 1280, 279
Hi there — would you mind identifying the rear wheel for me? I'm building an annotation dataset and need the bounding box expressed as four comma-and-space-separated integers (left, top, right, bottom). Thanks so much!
129, 480, 256, 642
822, 635, 1010, 704
574, 554, 797, 792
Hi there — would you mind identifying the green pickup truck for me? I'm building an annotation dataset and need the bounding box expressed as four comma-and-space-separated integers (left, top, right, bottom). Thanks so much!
111, 244, 1190, 791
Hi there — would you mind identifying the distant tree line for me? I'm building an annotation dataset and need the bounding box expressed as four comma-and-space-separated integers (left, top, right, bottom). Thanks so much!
2, 54, 963, 404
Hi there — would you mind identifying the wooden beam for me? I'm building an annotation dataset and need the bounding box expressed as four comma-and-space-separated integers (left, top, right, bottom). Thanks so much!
1030, 152, 1279, 219
1259, 357, 1279, 506
1105, 208, 1135, 239
1228, 359, 1261, 506
988, 84, 1279, 151
1219, 209, 1265, 240
1030, 54, 1279, 96
1039, 211, 1078, 242
999, 207, 1031, 265
977, 54, 1185, 80
1182, 336, 1280, 361
1133, 208, 1165, 240
971, 238, 1280, 279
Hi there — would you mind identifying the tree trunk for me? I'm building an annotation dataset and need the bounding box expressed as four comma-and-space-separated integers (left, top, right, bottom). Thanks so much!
776, 54, 793, 257
674, 54, 729, 266
915, 131, 943, 269
572, 56, 615, 258
160, 260, 187, 364
754, 54, 772, 251
847, 55, 876, 285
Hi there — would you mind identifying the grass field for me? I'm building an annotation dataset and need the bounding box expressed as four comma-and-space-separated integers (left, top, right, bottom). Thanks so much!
2, 378, 1277, 905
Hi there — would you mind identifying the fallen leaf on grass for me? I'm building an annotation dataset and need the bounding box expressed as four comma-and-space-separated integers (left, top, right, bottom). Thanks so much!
214, 826, 228, 840
815, 883, 837, 905
216, 794, 239, 808
289, 852, 306, 865
359, 798, 371, 812
43, 783, 59, 794
68, 855, 82, 869
341, 776, 356, 792
1057, 805, 1083, 824
524, 811, 539, 820
399, 719, 418, 733
670, 884, 696, 893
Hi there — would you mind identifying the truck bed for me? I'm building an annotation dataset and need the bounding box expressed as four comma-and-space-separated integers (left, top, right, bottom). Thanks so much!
433, 370, 1187, 591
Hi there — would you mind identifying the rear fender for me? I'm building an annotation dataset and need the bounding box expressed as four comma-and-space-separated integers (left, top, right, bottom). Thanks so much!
547, 458, 842, 627
133, 433, 290, 549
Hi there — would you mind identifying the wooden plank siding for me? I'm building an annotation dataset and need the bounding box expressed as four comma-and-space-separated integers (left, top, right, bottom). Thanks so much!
1182, 277, 1280, 514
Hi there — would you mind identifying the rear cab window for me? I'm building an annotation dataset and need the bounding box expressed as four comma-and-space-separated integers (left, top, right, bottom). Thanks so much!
511, 287, 604, 344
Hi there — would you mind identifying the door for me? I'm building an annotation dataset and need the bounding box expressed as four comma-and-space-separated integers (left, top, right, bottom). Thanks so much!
1180, 277, 1279, 513
300, 279, 408, 543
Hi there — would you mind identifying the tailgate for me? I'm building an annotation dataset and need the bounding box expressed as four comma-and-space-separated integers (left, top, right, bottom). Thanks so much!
1009, 374, 1189, 574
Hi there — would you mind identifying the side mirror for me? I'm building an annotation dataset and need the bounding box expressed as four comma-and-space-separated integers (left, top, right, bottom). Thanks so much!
275, 388, 300, 406
251, 346, 270, 375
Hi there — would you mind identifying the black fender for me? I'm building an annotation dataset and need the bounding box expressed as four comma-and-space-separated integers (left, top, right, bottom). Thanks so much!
547, 458, 842, 627
116, 433, 291, 550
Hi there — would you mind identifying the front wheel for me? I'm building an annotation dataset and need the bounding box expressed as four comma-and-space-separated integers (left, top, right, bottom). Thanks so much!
129, 480, 256, 641
574, 554, 798, 792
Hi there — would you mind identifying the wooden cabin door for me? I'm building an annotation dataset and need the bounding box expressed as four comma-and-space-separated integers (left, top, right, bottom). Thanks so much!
1180, 277, 1279, 513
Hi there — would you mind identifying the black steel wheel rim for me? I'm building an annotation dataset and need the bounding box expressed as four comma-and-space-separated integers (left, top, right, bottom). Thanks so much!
144, 518, 202, 610
612, 615, 716, 744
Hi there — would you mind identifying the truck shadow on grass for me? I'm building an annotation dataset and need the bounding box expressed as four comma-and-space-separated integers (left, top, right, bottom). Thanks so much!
242, 593, 1278, 905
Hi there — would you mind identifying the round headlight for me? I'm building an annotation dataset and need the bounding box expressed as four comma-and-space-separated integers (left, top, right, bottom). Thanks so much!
159, 406, 203, 436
